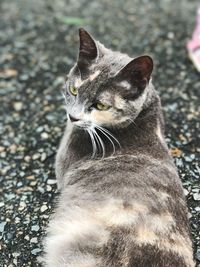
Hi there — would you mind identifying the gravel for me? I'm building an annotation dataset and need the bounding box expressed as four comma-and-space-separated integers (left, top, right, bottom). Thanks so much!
0, 0, 199, 266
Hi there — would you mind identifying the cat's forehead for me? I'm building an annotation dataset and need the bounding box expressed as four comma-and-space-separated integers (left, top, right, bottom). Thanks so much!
70, 48, 131, 85
74, 70, 101, 88
67, 48, 135, 101
72, 65, 113, 95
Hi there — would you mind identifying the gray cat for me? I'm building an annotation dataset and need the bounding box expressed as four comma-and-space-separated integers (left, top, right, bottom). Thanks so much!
43, 28, 194, 267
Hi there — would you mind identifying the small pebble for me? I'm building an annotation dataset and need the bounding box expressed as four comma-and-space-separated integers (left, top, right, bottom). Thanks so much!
24, 155, 31, 162
46, 185, 52, 191
1, 68, 18, 77
9, 144, 17, 153
41, 152, 47, 161
26, 175, 35, 180
18, 202, 26, 211
36, 126, 44, 133
31, 248, 42, 255
196, 250, 200, 261
40, 205, 48, 213
41, 132, 49, 140
170, 147, 182, 157
20, 74, 29, 81
30, 181, 37, 186
183, 189, 189, 196
13, 102, 23, 111
30, 237, 38, 243
32, 153, 40, 160
24, 235, 30, 241
15, 217, 20, 223
19, 172, 25, 177
31, 225, 40, 232
1, 151, 6, 158
38, 186, 45, 193
0, 222, 7, 232
13, 252, 20, 257
0, 146, 5, 152
193, 193, 200, 201
47, 179, 57, 185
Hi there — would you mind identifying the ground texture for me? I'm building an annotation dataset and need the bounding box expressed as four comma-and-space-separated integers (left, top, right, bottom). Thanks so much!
0, 0, 200, 266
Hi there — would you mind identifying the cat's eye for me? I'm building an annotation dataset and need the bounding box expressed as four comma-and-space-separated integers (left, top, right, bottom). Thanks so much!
96, 102, 110, 111
69, 86, 78, 96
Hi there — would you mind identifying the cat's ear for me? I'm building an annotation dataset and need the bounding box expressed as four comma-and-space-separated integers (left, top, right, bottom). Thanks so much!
77, 28, 98, 70
116, 55, 153, 91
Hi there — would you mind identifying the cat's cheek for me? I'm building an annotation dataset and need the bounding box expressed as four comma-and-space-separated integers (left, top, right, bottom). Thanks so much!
90, 110, 116, 125
114, 95, 126, 110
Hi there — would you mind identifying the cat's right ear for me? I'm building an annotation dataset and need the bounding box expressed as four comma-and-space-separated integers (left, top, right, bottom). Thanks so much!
77, 28, 98, 71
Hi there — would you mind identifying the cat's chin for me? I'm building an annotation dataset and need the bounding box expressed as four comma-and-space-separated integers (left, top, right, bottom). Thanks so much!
71, 121, 91, 129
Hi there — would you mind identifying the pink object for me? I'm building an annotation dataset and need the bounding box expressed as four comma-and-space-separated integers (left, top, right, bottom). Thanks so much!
187, 7, 200, 72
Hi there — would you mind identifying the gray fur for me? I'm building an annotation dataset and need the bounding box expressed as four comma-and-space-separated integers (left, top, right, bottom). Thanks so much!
43, 29, 194, 267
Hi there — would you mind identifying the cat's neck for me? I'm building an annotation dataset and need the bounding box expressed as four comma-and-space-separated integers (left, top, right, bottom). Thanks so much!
66, 97, 169, 163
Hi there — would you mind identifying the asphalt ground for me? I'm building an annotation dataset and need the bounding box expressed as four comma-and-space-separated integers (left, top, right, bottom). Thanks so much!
0, 0, 199, 266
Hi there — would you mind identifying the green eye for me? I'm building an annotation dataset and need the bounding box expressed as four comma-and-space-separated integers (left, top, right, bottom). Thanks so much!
96, 102, 110, 111
70, 86, 78, 96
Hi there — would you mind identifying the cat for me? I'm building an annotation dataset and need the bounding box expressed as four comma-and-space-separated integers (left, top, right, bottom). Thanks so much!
43, 28, 195, 267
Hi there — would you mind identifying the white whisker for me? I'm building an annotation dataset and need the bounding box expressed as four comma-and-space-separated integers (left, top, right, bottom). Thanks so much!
91, 129, 101, 154
127, 118, 135, 125
95, 126, 116, 155
93, 128, 105, 159
94, 124, 121, 148
87, 129, 97, 158
127, 118, 139, 129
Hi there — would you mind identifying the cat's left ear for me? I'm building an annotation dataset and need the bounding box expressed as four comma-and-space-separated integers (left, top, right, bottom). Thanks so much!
116, 55, 153, 91
77, 28, 98, 71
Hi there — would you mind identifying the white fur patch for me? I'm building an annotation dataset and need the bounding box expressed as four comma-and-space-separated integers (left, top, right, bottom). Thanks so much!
95, 199, 148, 226
44, 207, 109, 267
134, 212, 175, 238
114, 95, 125, 109
74, 78, 83, 88
150, 212, 175, 232
117, 80, 131, 89
156, 124, 164, 143
89, 70, 100, 81
132, 89, 147, 111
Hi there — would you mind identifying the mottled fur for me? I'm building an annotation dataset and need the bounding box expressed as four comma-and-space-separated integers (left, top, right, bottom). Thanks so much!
43, 29, 194, 267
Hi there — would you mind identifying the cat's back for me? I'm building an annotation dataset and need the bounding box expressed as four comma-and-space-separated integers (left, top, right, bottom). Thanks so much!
63, 152, 184, 202
44, 154, 194, 267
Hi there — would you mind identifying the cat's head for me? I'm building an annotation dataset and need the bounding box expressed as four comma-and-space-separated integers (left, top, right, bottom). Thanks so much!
62, 28, 153, 130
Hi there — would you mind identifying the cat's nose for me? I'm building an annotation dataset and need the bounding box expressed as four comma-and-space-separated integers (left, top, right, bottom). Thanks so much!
68, 114, 80, 122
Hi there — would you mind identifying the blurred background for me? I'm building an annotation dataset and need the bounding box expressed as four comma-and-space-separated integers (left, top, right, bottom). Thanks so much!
0, 0, 200, 266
